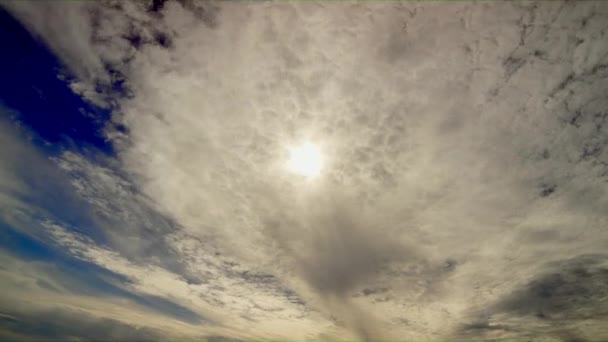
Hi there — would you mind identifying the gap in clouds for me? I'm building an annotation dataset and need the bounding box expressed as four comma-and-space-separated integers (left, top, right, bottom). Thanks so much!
0, 7, 118, 156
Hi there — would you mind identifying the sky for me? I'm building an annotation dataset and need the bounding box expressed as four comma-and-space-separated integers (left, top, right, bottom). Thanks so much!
1, 0, 608, 341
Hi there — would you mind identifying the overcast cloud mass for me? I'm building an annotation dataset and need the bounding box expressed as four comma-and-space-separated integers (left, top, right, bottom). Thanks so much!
1, 0, 608, 340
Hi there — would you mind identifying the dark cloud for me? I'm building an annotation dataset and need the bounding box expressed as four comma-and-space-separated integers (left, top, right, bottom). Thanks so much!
269, 197, 419, 340
291, 202, 415, 298
497, 254, 608, 320
360, 287, 389, 297
204, 335, 242, 342
540, 183, 556, 197
175, 0, 219, 27
0, 308, 162, 341
149, 0, 169, 14
457, 254, 608, 340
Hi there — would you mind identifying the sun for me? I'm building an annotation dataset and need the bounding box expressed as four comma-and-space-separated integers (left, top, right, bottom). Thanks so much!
287, 142, 323, 178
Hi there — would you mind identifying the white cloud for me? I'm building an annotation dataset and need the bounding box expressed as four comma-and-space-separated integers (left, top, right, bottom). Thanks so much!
3, 1, 608, 340
0, 249, 204, 340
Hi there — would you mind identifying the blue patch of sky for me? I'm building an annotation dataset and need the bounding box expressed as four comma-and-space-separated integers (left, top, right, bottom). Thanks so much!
3, 133, 109, 244
0, 6, 207, 327
0, 8, 204, 326
0, 223, 206, 325
0, 6, 122, 253
0, 8, 115, 155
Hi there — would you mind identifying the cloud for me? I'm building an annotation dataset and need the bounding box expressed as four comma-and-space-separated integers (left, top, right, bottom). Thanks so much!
0, 108, 96, 234
1, 105, 324, 339
0, 113, 229, 339
106, 2, 608, 338
0, 246, 201, 340
0, 308, 161, 341
2, 0, 608, 340
456, 254, 608, 340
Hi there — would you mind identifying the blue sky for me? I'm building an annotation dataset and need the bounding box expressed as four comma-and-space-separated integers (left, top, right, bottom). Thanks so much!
0, 6, 207, 340
1, 1, 608, 341
0, 7, 112, 154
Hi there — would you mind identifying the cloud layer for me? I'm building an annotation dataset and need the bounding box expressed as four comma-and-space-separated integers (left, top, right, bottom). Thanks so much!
2, 0, 608, 340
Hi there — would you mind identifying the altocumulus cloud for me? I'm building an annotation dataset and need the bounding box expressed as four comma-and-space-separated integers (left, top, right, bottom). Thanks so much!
1, 0, 608, 340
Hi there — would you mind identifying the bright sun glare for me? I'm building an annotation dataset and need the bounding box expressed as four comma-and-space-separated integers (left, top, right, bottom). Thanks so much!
288, 142, 322, 178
